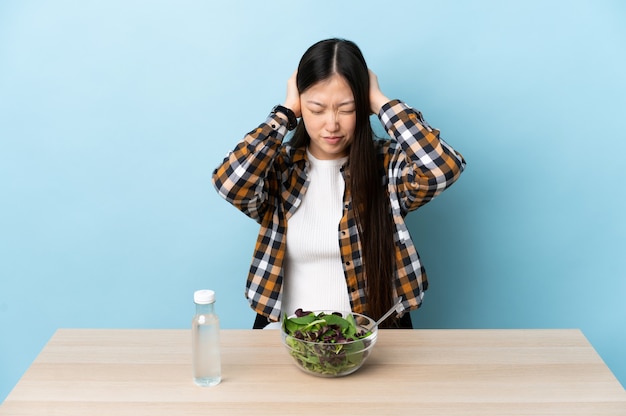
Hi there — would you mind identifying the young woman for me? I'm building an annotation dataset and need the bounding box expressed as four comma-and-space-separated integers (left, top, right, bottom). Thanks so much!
213, 38, 465, 329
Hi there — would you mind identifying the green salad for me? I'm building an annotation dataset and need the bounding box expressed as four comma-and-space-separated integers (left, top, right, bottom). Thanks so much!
282, 309, 374, 376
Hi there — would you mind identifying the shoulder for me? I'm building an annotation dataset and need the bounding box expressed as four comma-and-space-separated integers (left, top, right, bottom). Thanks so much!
280, 142, 307, 166
373, 137, 400, 157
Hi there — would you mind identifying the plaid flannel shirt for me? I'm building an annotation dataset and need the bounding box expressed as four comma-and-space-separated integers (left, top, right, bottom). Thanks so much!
213, 100, 465, 322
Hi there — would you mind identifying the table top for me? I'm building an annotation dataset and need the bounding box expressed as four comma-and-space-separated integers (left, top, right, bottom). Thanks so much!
1, 328, 625, 415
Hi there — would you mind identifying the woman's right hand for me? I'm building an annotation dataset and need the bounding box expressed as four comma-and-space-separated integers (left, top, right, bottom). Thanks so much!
283, 70, 301, 118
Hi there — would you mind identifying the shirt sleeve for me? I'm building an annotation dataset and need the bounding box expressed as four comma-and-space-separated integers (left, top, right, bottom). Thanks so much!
212, 112, 290, 222
379, 99, 466, 213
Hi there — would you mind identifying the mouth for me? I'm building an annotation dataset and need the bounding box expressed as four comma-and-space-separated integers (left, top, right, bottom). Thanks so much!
323, 136, 343, 145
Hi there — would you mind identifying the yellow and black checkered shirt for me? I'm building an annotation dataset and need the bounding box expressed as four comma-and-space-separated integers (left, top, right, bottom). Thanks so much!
213, 100, 466, 322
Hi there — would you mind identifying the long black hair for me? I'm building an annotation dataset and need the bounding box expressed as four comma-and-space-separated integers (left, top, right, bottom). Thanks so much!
289, 39, 397, 327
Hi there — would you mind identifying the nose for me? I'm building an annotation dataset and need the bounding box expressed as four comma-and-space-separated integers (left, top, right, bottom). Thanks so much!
325, 111, 339, 132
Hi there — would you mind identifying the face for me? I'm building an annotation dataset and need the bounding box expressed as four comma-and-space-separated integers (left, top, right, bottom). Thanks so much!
300, 74, 356, 160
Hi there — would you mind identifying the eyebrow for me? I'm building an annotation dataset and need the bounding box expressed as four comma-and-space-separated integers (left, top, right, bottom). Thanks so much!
306, 100, 355, 107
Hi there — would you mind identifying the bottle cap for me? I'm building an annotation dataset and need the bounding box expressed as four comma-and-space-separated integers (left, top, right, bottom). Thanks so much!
194, 289, 215, 304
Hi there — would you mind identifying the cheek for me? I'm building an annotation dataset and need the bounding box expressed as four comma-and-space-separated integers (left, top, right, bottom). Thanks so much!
301, 114, 321, 136
344, 118, 357, 138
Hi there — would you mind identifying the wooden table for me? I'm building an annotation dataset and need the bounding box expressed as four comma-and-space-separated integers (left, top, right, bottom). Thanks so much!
1, 329, 625, 415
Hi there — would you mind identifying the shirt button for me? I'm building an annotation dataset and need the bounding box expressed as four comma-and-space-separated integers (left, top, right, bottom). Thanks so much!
271, 124, 277, 129
345, 261, 351, 266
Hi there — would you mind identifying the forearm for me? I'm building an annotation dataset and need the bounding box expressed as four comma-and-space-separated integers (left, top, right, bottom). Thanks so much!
379, 100, 466, 207
212, 113, 289, 220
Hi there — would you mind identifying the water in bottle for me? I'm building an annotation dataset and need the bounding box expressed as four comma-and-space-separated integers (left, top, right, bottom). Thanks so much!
192, 289, 221, 386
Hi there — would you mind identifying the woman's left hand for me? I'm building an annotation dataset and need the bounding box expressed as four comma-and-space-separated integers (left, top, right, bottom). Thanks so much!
369, 69, 391, 114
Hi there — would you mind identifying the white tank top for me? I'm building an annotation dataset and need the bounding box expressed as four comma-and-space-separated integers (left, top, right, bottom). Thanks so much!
282, 150, 351, 317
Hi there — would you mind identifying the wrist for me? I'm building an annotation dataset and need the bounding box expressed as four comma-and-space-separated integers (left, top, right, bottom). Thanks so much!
272, 105, 298, 130
371, 94, 390, 114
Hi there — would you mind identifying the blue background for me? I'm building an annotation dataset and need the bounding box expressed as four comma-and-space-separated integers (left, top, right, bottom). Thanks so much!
1, 0, 625, 402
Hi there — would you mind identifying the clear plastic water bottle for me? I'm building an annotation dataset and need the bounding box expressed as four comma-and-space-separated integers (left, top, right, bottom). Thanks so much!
192, 289, 221, 386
